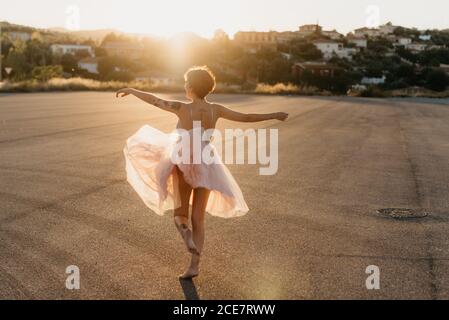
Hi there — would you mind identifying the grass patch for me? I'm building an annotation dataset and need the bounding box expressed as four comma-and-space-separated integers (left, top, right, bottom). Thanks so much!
2, 78, 447, 98
254, 83, 331, 96
0, 78, 332, 96
0, 78, 185, 93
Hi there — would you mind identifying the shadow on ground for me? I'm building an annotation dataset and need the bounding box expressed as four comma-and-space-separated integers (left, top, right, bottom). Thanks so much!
179, 278, 200, 300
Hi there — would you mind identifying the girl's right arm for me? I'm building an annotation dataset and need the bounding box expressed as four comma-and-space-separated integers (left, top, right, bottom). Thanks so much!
116, 88, 183, 115
216, 104, 288, 123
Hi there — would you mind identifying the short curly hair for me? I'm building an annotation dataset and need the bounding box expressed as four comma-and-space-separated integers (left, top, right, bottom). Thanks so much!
184, 66, 216, 99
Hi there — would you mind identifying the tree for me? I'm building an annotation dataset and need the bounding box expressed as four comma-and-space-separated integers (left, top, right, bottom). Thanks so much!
31, 65, 63, 81
417, 48, 449, 66
23, 39, 51, 66
5, 46, 30, 80
425, 69, 449, 91
60, 54, 78, 73
94, 47, 108, 58
396, 47, 418, 64
367, 37, 393, 53
288, 41, 322, 61
98, 57, 117, 78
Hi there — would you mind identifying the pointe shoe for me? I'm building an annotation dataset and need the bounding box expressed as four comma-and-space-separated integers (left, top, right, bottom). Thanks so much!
177, 223, 199, 254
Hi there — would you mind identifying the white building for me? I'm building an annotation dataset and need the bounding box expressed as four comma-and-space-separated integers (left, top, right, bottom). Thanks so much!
314, 40, 343, 56
348, 37, 368, 48
313, 40, 357, 60
395, 37, 412, 46
379, 22, 397, 35
6, 31, 31, 42
339, 47, 358, 60
50, 44, 94, 57
419, 34, 432, 41
77, 58, 98, 74
361, 76, 386, 85
406, 43, 427, 52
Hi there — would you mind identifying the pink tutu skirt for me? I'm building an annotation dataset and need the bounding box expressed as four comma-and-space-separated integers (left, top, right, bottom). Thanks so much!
123, 125, 249, 218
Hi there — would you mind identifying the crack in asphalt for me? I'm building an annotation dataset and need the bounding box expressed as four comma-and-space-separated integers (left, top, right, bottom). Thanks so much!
395, 104, 439, 300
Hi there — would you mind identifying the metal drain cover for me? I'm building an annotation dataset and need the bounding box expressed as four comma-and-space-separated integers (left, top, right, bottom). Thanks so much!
377, 208, 428, 219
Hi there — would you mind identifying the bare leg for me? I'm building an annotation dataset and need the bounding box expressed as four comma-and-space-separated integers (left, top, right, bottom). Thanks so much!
173, 167, 197, 254
179, 187, 210, 279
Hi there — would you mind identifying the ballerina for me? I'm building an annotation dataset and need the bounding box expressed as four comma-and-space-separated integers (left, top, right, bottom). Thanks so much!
117, 66, 288, 279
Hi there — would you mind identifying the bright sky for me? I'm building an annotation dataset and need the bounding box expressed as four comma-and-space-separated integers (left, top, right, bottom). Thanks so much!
1, 0, 448, 38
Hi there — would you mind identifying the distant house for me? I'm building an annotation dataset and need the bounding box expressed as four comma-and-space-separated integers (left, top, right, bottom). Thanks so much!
51, 44, 94, 57
405, 43, 427, 52
394, 37, 412, 46
419, 34, 432, 41
77, 57, 99, 74
354, 27, 381, 38
232, 25, 341, 50
6, 31, 31, 42
101, 41, 144, 59
379, 22, 398, 35
298, 24, 322, 35
234, 31, 278, 52
348, 36, 368, 48
321, 29, 343, 40
276, 31, 302, 43
313, 40, 357, 60
313, 40, 343, 55
361, 76, 386, 85
292, 62, 338, 78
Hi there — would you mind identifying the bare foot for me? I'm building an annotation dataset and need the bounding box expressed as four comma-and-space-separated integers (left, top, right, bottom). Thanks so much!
179, 253, 200, 279
177, 223, 198, 254
179, 266, 199, 279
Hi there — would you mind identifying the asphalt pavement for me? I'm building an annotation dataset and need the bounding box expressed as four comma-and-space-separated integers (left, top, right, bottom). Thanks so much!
1, 92, 449, 299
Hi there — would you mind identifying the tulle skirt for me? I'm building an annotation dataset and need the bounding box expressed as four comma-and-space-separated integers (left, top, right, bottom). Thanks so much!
124, 125, 249, 218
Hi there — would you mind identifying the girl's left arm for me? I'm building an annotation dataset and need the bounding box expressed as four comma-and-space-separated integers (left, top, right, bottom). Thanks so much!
116, 88, 183, 115
216, 104, 288, 123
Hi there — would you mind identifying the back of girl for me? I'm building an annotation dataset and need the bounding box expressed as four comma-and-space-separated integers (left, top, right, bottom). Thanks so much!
177, 67, 218, 131
116, 66, 288, 279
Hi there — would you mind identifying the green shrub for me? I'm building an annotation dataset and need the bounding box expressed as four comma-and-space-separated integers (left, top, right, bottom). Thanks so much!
31, 65, 63, 81
360, 86, 390, 97
425, 69, 449, 92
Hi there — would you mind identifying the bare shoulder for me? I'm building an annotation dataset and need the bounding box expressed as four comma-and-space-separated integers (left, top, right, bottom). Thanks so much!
209, 103, 225, 115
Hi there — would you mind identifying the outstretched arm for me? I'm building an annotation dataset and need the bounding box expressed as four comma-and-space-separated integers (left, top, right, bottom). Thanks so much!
216, 104, 288, 123
116, 88, 183, 115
